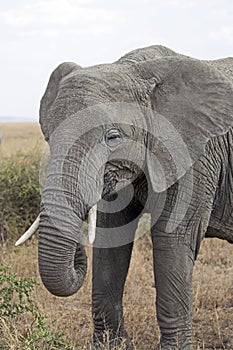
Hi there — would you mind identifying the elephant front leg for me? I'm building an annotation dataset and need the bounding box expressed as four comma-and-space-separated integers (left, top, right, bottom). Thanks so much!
153, 236, 194, 350
92, 243, 134, 349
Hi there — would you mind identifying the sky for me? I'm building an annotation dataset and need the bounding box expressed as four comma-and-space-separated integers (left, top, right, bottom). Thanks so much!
0, 0, 233, 121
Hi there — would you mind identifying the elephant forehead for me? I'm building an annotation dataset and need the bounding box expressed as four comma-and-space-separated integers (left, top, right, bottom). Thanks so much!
48, 97, 147, 145
49, 123, 104, 150
60, 66, 140, 104
45, 65, 148, 139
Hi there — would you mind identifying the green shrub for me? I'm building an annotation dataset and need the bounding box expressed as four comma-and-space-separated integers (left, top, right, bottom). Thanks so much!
0, 151, 41, 242
0, 265, 72, 350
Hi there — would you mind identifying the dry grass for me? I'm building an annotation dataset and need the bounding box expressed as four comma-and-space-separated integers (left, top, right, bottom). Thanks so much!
0, 122, 44, 157
0, 123, 233, 349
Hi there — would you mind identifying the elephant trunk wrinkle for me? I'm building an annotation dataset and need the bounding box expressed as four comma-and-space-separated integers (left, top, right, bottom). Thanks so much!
38, 207, 87, 297
39, 146, 103, 296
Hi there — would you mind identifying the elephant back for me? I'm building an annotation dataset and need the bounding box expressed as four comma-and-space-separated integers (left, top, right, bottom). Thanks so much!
205, 57, 233, 81
117, 45, 178, 64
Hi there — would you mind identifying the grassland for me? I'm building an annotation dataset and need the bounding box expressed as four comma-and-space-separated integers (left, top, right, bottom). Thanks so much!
0, 123, 44, 157
0, 123, 232, 349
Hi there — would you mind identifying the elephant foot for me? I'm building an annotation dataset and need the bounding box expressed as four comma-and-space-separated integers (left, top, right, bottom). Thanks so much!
155, 346, 193, 350
93, 331, 134, 350
155, 339, 193, 350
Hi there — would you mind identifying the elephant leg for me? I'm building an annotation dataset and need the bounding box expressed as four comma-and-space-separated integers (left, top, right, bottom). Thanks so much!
150, 147, 222, 349
92, 243, 134, 349
92, 189, 143, 349
152, 235, 194, 350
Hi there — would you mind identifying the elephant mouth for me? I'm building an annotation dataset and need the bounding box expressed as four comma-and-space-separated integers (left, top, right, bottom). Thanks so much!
102, 171, 118, 197
15, 164, 140, 248
15, 204, 98, 247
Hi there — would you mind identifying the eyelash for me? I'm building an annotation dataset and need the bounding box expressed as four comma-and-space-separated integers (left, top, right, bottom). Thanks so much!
108, 133, 120, 140
106, 130, 121, 144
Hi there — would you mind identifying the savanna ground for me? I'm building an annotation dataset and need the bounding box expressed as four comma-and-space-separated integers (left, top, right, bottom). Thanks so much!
0, 122, 232, 350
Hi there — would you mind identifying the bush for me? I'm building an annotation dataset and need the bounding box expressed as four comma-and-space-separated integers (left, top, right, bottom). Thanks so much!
0, 265, 72, 350
0, 151, 41, 242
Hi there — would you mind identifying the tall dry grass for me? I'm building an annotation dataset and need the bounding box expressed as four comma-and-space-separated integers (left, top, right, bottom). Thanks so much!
0, 122, 44, 157
0, 123, 232, 349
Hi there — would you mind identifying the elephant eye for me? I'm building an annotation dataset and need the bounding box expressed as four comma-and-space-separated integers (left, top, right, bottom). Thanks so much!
105, 129, 121, 147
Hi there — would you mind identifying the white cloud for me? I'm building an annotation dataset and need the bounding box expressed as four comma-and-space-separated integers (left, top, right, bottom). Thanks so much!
2, 8, 36, 27
0, 0, 233, 118
1, 0, 115, 27
208, 7, 233, 22
17, 28, 60, 38
166, 0, 228, 7
210, 26, 233, 46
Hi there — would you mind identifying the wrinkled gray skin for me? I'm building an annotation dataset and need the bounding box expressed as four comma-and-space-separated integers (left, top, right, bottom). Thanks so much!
38, 46, 233, 350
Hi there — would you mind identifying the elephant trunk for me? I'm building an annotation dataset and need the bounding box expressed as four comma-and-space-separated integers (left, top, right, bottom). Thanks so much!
38, 163, 97, 296
37, 122, 106, 297
38, 208, 87, 297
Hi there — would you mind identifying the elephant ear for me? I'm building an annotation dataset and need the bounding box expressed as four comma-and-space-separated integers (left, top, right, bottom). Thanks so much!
40, 62, 81, 141
137, 56, 233, 192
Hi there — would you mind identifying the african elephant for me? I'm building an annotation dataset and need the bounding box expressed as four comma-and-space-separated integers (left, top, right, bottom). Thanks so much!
18, 45, 233, 349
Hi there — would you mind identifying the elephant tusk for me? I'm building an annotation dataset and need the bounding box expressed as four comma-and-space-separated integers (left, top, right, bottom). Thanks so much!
15, 215, 40, 246
88, 205, 97, 245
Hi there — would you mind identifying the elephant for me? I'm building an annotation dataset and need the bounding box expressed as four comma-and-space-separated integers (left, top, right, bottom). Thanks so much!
17, 45, 233, 349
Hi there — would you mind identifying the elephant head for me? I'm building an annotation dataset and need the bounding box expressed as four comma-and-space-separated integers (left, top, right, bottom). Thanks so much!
36, 46, 233, 297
